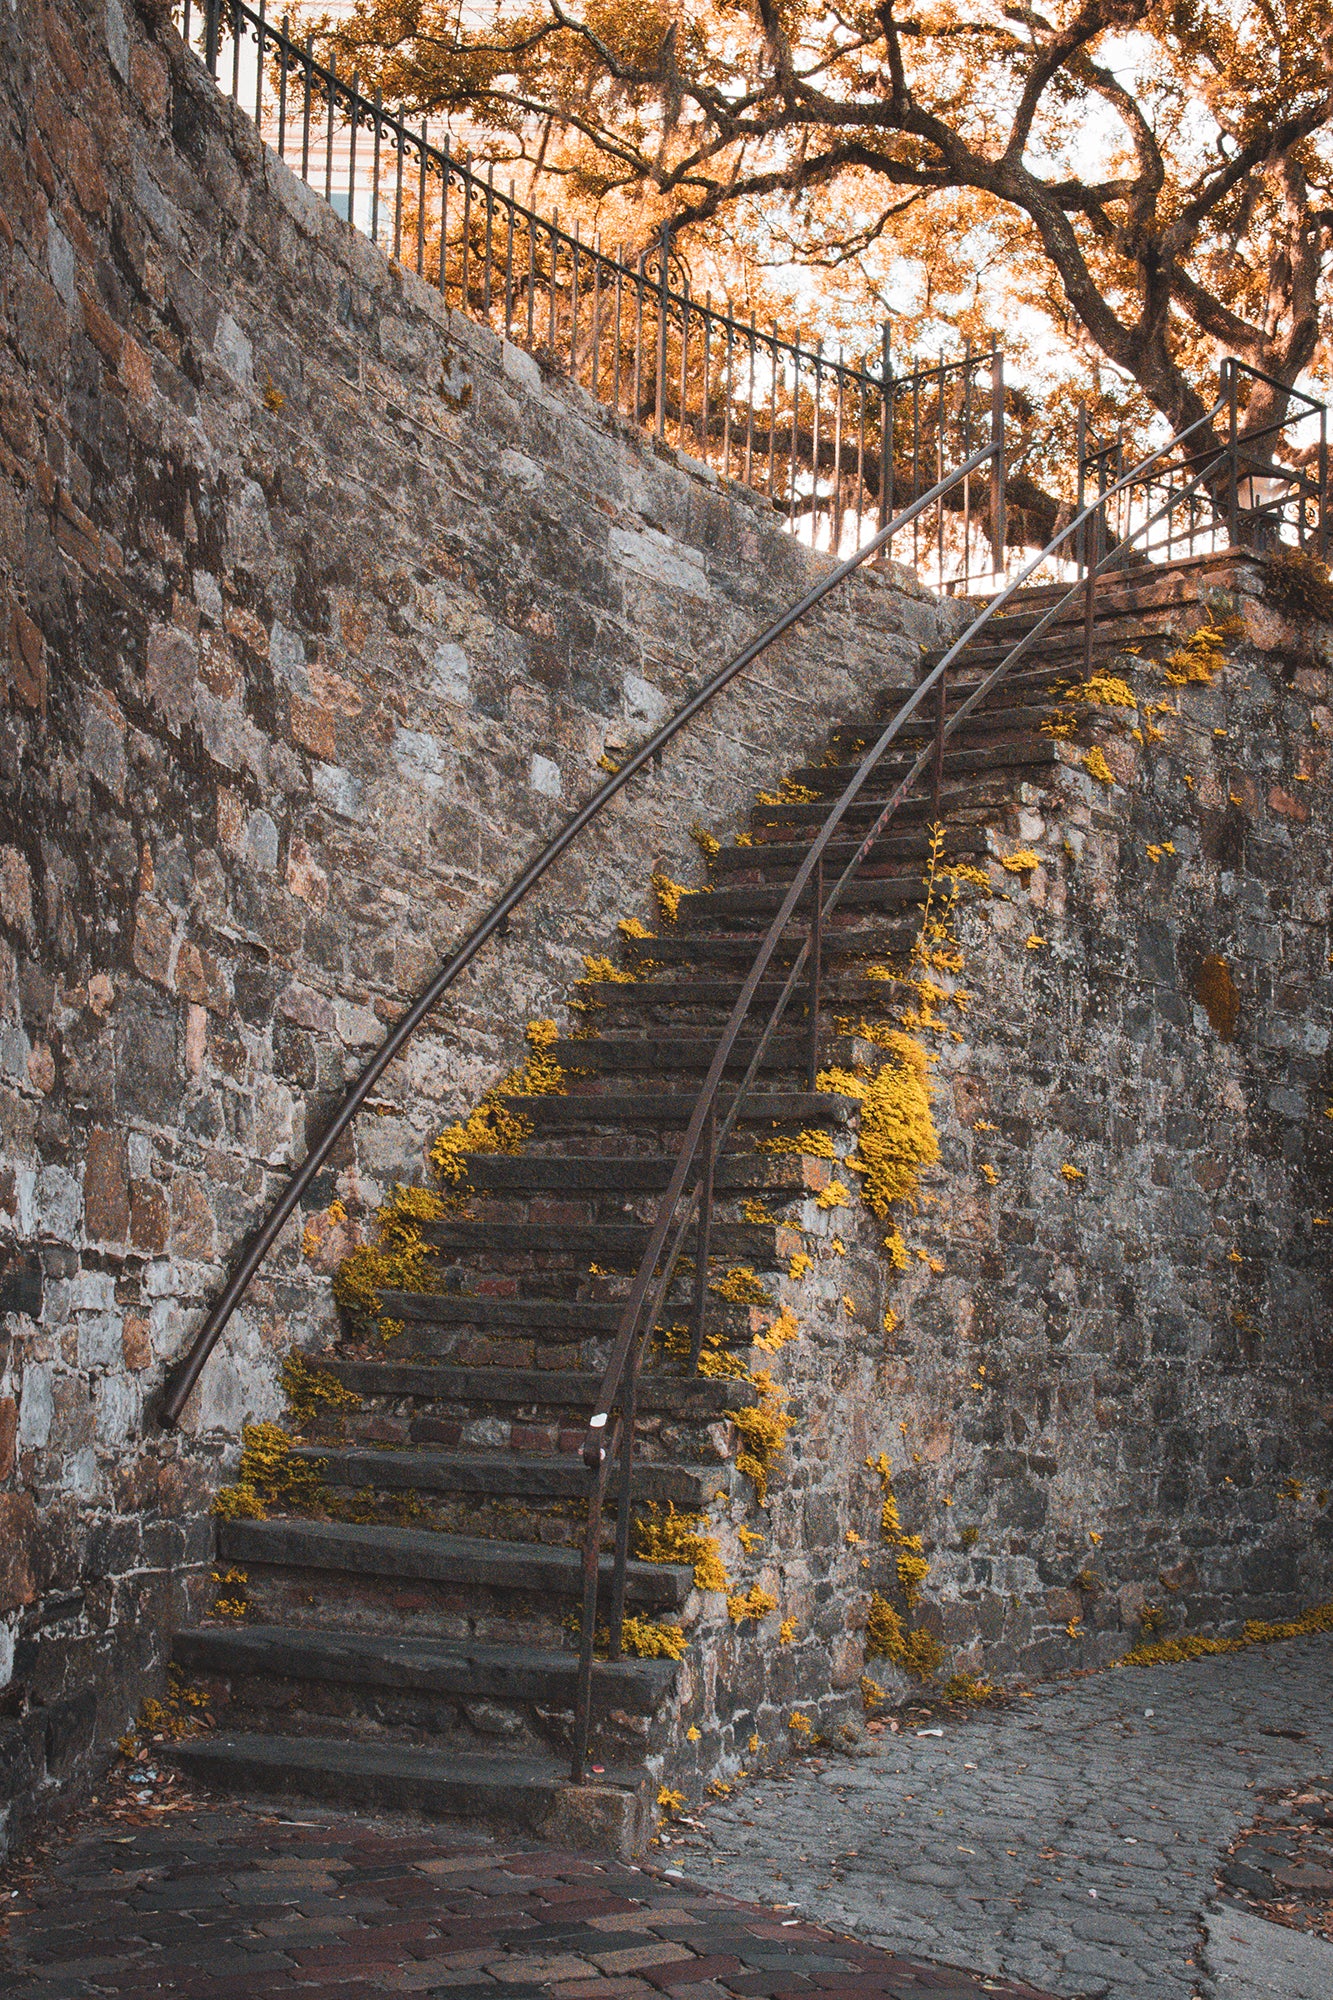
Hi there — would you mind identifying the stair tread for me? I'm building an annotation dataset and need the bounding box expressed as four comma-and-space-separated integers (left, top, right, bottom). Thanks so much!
174, 1625, 676, 1707
172, 1731, 645, 1792
215, 1516, 694, 1606
461, 1153, 814, 1192
292, 1444, 727, 1502
498, 1089, 858, 1125
321, 1359, 760, 1410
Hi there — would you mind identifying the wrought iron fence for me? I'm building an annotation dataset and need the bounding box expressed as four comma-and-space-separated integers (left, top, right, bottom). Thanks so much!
171, 0, 1006, 590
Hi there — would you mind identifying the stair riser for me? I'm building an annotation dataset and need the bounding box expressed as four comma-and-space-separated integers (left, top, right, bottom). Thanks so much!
339, 1407, 738, 1465
416, 1222, 801, 1264
227, 1567, 660, 1653
294, 1449, 725, 1511
169, 1740, 653, 1858
463, 1156, 814, 1196
179, 1670, 659, 1766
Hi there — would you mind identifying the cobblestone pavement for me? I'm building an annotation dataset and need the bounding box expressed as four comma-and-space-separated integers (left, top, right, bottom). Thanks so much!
0, 1798, 1057, 2000
691, 1634, 1333, 2000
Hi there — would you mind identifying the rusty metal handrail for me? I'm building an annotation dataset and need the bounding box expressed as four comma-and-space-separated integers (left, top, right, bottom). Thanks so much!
566, 371, 1330, 1780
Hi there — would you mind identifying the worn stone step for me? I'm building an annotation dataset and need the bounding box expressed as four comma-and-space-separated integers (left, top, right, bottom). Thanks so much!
548, 1034, 857, 1074
619, 926, 915, 968
415, 1217, 797, 1263
376, 1290, 623, 1333
169, 1733, 651, 1856
319, 1359, 761, 1419
677, 879, 923, 926
788, 735, 1059, 794
173, 1626, 676, 1715
499, 1089, 859, 1128
291, 1445, 724, 1508
215, 1517, 694, 1609
572, 982, 907, 1021
832, 703, 1057, 752
713, 829, 983, 874
462, 1153, 812, 1195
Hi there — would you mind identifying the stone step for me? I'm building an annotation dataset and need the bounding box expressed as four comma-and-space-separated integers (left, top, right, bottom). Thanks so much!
215, 1517, 694, 1609
415, 1217, 796, 1263
169, 1733, 652, 1856
573, 982, 907, 1021
917, 620, 1154, 674
548, 1034, 857, 1074
320, 1359, 760, 1418
677, 879, 923, 926
712, 829, 984, 875
377, 1290, 624, 1333
173, 1626, 675, 1716
831, 703, 1057, 751
788, 735, 1058, 795
499, 1088, 859, 1127
461, 1152, 812, 1195
619, 926, 915, 968
292, 1445, 724, 1507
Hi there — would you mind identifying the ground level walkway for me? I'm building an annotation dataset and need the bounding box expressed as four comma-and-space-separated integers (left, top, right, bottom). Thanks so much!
696, 1633, 1333, 1999
1, 1634, 1330, 2000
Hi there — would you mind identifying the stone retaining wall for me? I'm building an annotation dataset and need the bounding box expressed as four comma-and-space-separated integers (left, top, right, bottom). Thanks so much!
0, 0, 945, 1851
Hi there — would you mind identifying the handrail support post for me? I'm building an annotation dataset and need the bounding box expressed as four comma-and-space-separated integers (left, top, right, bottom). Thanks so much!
805, 858, 823, 1094
688, 1107, 716, 1370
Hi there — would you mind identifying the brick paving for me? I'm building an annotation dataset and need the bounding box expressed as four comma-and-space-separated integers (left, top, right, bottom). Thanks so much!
0, 1792, 1059, 2000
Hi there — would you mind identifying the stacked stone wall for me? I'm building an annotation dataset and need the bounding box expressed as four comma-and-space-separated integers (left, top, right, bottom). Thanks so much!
0, 0, 945, 1850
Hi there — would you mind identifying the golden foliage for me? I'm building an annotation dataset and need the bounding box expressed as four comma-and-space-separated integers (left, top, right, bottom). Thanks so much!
821, 1033, 939, 1217
281, 1351, 361, 1433
634, 1504, 729, 1593
1120, 1600, 1333, 1667
620, 1616, 689, 1660
730, 1370, 793, 1502
727, 1583, 779, 1623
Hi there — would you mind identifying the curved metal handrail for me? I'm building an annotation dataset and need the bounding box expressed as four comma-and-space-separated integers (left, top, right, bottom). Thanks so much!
565, 388, 1261, 1777
159, 442, 1000, 1426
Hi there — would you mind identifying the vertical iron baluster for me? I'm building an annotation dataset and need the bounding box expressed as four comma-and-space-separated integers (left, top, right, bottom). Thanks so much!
831, 351, 845, 557
1226, 358, 1239, 544
810, 341, 823, 549
962, 342, 972, 587
324, 53, 335, 206
569, 223, 580, 378
460, 155, 472, 305
788, 336, 801, 527
805, 858, 823, 1093
438, 136, 449, 298
879, 323, 892, 534
722, 303, 733, 476
256, 0, 266, 124
612, 252, 623, 414
482, 163, 494, 313
346, 74, 358, 232
547, 210, 558, 358
744, 313, 756, 489
911, 366, 921, 567
855, 361, 867, 548
231, 0, 241, 101
655, 227, 669, 438
931, 666, 947, 825
767, 326, 779, 496
571, 1449, 610, 1781
416, 124, 427, 277
678, 279, 691, 444
277, 14, 288, 159
608, 1374, 635, 1660
526, 206, 536, 345
393, 108, 405, 262
370, 88, 381, 245
1319, 407, 1329, 558
205, 0, 219, 76
688, 1110, 716, 1370
700, 293, 710, 458
504, 183, 515, 339
184, 0, 193, 50
633, 253, 645, 421
936, 356, 945, 584
990, 346, 1006, 580
590, 237, 601, 397
300, 34, 313, 182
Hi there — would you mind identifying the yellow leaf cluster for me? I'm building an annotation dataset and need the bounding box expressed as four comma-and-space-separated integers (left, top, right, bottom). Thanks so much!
727, 1582, 778, 1622
634, 1504, 729, 1593
731, 1369, 792, 1502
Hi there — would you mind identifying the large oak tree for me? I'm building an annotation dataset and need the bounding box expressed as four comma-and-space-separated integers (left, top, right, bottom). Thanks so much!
320, 1, 1333, 453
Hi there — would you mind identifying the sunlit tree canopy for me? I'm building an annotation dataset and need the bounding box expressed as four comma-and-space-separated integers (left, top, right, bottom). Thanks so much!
317, 0, 1333, 453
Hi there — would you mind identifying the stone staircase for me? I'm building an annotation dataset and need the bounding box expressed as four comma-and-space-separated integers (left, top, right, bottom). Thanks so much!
167, 567, 1183, 1852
